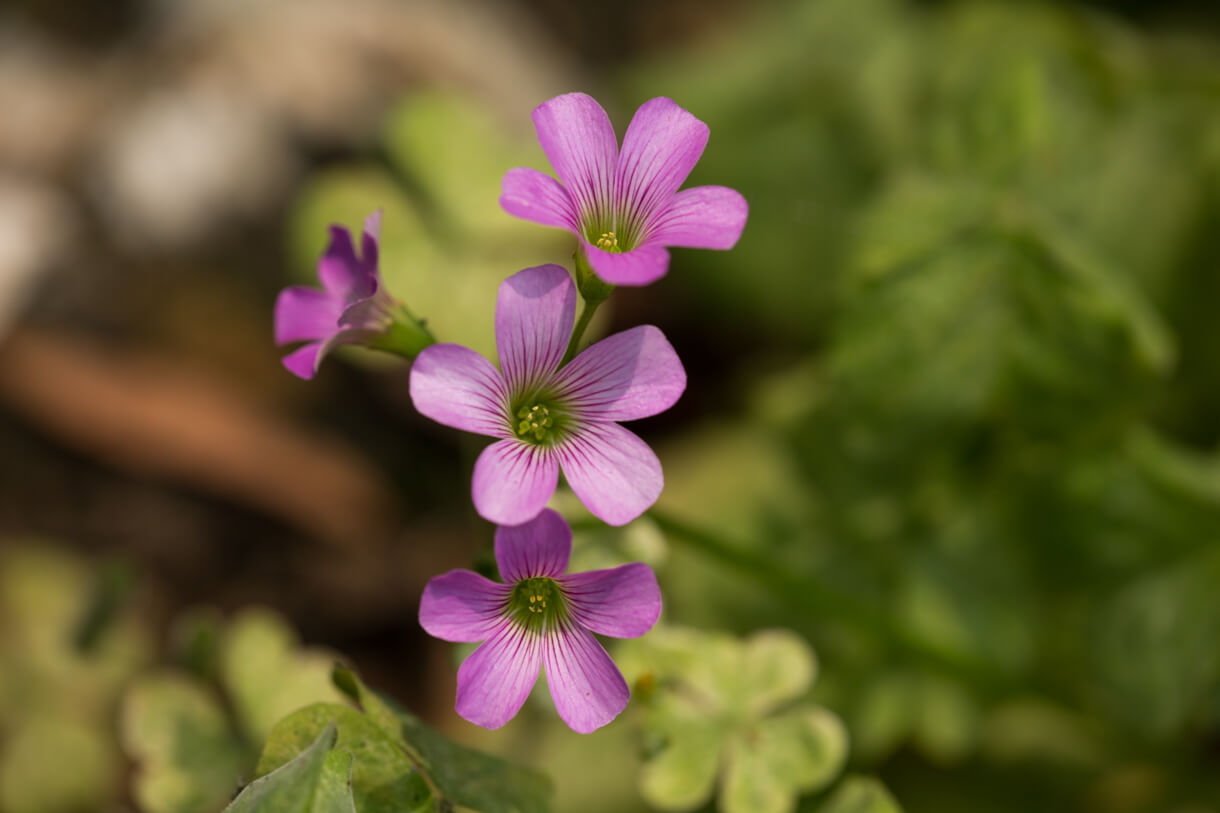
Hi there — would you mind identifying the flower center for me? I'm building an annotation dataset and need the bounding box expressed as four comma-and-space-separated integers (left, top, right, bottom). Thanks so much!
515, 402, 557, 443
509, 577, 567, 630
595, 231, 621, 253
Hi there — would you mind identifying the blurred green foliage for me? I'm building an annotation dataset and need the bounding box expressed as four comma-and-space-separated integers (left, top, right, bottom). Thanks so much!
9, 0, 1220, 810
0, 546, 150, 813
609, 0, 1220, 810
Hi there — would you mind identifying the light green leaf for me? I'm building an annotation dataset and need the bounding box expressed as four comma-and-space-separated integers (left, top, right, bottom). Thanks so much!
741, 630, 818, 718
220, 607, 345, 743
226, 723, 354, 813
638, 710, 723, 812
817, 776, 903, 813
722, 707, 848, 813
0, 717, 118, 813
120, 672, 248, 813
383, 91, 541, 242
629, 628, 847, 813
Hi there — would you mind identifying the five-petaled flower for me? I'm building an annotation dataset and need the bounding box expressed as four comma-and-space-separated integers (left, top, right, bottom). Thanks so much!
500, 92, 749, 287
419, 508, 662, 733
274, 211, 403, 379
409, 264, 685, 527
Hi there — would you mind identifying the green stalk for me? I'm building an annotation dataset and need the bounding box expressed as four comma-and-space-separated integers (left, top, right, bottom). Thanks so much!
562, 247, 616, 364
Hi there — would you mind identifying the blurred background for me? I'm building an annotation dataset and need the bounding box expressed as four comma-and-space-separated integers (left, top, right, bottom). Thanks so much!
3, 0, 1220, 811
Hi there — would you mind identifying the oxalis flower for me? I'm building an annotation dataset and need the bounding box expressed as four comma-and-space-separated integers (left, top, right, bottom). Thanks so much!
501, 92, 748, 287
274, 211, 431, 379
420, 508, 662, 733
409, 264, 685, 526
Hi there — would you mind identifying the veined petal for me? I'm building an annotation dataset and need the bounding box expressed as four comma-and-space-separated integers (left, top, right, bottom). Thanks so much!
473, 439, 559, 526
543, 624, 630, 734
274, 285, 342, 345
495, 265, 575, 394
360, 210, 382, 277
456, 622, 542, 729
648, 185, 748, 249
495, 507, 571, 582
561, 563, 661, 638
615, 98, 709, 233
555, 325, 686, 421
410, 344, 510, 437
500, 168, 579, 231
557, 423, 663, 526
532, 93, 618, 225
583, 241, 671, 287
420, 570, 510, 643
280, 342, 324, 380
318, 225, 374, 301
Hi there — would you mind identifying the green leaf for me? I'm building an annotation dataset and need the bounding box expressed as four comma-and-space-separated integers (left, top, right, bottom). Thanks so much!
119, 672, 248, 813
816, 776, 903, 813
722, 707, 848, 813
1090, 546, 1220, 737
226, 723, 355, 813
627, 628, 847, 813
741, 630, 819, 718
637, 708, 723, 812
382, 91, 541, 243
836, 174, 1171, 447
330, 665, 553, 813
0, 717, 118, 813
256, 704, 431, 813
220, 607, 346, 743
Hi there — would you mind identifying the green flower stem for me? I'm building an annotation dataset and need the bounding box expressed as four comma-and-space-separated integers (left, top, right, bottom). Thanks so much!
562, 247, 616, 365
562, 297, 603, 365
368, 304, 437, 360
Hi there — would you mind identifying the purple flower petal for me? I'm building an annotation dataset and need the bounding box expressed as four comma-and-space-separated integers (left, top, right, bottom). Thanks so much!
583, 241, 671, 287
500, 168, 579, 231
419, 570, 510, 642
532, 93, 618, 226
542, 624, 630, 734
561, 563, 661, 638
648, 185, 748, 250
495, 265, 575, 394
615, 97, 709, 231
360, 210, 382, 277
274, 285, 343, 345
280, 342, 324, 380
556, 422, 663, 526
472, 439, 559, 526
409, 344, 510, 437
555, 325, 686, 421
456, 623, 542, 729
495, 508, 572, 582
317, 225, 374, 301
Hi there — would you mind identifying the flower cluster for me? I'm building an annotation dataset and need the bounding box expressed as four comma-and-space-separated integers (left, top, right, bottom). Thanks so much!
275, 93, 746, 732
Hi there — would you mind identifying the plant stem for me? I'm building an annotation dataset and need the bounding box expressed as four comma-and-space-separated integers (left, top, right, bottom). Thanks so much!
561, 246, 616, 365
561, 298, 602, 365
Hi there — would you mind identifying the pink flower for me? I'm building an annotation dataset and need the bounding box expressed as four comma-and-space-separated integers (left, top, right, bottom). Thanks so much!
409, 264, 685, 526
420, 508, 661, 733
501, 93, 748, 287
274, 211, 432, 379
